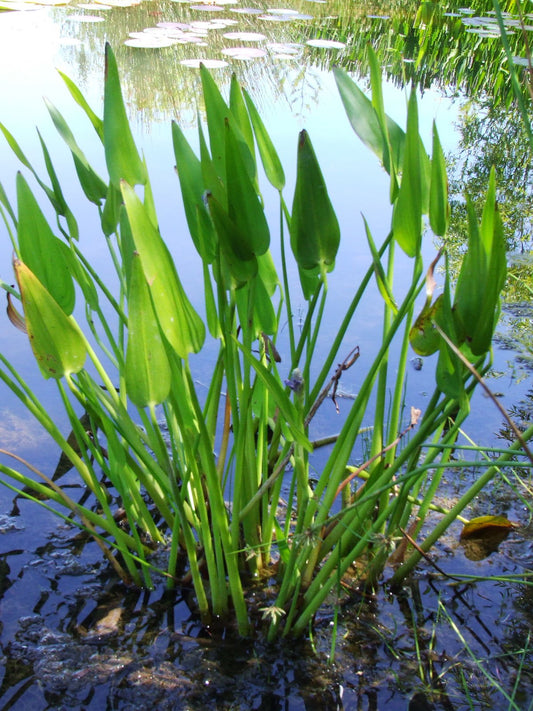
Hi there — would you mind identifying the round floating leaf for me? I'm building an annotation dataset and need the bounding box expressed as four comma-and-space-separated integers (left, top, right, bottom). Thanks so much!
306, 38, 346, 48
221, 47, 267, 59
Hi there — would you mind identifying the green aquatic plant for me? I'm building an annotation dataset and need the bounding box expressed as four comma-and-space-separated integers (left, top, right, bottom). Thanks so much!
0, 43, 524, 638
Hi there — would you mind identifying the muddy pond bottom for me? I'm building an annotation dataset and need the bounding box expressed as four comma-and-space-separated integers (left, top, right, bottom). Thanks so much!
1, 487, 533, 711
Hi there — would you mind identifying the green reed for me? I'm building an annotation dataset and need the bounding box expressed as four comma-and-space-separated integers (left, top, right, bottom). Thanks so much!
0, 43, 524, 637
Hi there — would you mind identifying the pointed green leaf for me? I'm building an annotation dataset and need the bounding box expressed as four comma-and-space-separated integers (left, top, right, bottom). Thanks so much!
104, 43, 146, 188
243, 87, 285, 191
392, 89, 423, 257
171, 120, 217, 262
453, 170, 506, 355
333, 66, 405, 175
200, 64, 255, 185
58, 69, 104, 142
230, 74, 255, 166
37, 129, 79, 239
429, 122, 449, 236
290, 130, 340, 275
101, 181, 122, 237
120, 181, 205, 357
45, 98, 107, 205
14, 258, 86, 379
205, 191, 258, 284
16, 172, 75, 315
225, 120, 270, 257
126, 252, 171, 407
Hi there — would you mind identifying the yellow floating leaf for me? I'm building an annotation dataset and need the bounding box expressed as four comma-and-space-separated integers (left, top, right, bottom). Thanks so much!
460, 515, 516, 539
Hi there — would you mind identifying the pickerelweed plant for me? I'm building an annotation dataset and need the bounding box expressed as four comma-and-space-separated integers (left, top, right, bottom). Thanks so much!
0, 44, 529, 639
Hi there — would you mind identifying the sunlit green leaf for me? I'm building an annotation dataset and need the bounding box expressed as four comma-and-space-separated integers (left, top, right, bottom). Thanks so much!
429, 122, 449, 237
290, 130, 340, 283
16, 172, 75, 315
37, 129, 79, 239
104, 43, 146, 188
126, 252, 171, 407
121, 181, 205, 357
243, 87, 285, 191
225, 120, 270, 258
14, 258, 86, 379
392, 89, 423, 257
171, 120, 217, 262
58, 69, 104, 142
45, 98, 108, 205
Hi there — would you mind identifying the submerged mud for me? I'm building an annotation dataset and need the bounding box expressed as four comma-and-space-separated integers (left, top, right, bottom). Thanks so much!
1, 490, 532, 710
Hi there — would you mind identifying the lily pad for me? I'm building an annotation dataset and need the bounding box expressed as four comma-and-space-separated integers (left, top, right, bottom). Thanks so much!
221, 46, 268, 59
306, 39, 345, 49
267, 42, 302, 54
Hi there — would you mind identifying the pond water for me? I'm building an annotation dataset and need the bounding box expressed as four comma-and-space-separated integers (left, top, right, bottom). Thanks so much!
1, 0, 533, 709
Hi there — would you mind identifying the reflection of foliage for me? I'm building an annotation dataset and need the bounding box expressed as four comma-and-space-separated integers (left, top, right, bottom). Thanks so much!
50, 0, 533, 124
449, 101, 533, 253
307, 0, 533, 106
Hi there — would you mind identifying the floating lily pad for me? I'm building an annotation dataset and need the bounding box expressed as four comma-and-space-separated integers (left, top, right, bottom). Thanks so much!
157, 21, 191, 29
267, 42, 302, 54
221, 46, 268, 59
266, 7, 299, 14
306, 38, 345, 49
223, 31, 266, 41
258, 14, 294, 21
180, 58, 229, 68
512, 56, 531, 66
